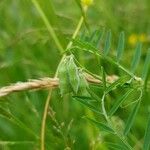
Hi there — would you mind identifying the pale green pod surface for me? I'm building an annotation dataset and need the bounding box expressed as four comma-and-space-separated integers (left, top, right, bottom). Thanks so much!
77, 70, 89, 96
67, 55, 80, 94
58, 58, 72, 96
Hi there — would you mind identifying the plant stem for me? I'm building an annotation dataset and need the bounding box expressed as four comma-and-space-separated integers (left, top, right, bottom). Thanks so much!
31, 0, 64, 53
66, 16, 84, 49
40, 89, 52, 150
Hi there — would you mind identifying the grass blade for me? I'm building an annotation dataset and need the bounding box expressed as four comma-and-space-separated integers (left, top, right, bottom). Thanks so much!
31, 0, 64, 53
85, 117, 114, 133
104, 30, 112, 55
143, 114, 150, 150
142, 49, 150, 81
124, 94, 142, 136
117, 32, 125, 62
108, 89, 133, 116
130, 43, 142, 73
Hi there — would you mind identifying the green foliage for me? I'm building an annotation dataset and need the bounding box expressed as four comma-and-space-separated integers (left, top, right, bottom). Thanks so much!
0, 0, 150, 150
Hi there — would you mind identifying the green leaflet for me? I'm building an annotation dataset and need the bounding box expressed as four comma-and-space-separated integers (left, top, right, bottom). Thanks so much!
105, 76, 130, 94
142, 49, 150, 81
73, 38, 98, 52
58, 57, 72, 96
143, 114, 150, 150
117, 32, 125, 62
130, 43, 142, 73
108, 89, 133, 116
67, 55, 80, 94
73, 96, 102, 114
89, 30, 104, 48
124, 93, 142, 136
104, 30, 112, 56
85, 117, 114, 134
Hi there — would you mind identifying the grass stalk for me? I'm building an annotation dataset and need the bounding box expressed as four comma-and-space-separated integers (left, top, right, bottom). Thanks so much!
31, 0, 64, 53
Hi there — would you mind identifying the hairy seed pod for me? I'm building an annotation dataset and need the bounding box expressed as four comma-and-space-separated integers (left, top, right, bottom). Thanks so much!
77, 70, 89, 96
58, 58, 72, 96
67, 55, 80, 94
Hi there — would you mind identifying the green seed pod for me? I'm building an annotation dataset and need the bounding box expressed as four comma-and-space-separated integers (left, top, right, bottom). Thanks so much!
58, 58, 72, 96
67, 55, 80, 94
77, 70, 90, 96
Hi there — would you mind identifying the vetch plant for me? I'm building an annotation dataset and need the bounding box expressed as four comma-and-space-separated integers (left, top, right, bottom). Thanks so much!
0, 0, 150, 150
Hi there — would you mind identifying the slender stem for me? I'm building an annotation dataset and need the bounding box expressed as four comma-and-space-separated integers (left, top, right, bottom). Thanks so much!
31, 0, 64, 53
101, 93, 110, 123
40, 89, 52, 150
66, 16, 84, 49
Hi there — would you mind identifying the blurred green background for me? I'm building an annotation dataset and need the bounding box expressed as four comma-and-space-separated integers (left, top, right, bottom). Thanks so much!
0, 0, 150, 150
